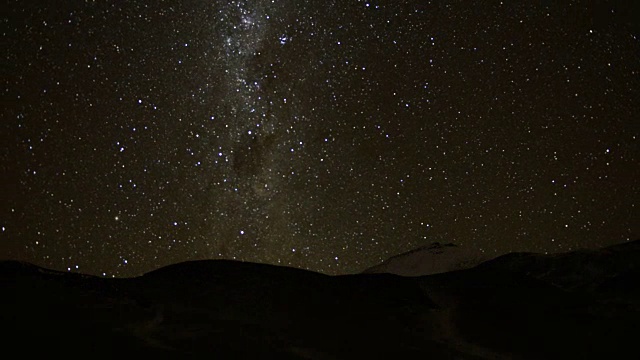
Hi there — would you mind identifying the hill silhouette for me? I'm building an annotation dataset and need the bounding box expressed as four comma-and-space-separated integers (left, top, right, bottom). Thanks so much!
2, 240, 639, 358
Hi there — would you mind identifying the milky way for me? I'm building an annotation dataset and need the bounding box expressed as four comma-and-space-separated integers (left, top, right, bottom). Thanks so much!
2, 0, 638, 277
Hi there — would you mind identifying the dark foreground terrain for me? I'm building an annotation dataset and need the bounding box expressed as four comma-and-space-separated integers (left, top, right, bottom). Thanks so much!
3, 240, 639, 359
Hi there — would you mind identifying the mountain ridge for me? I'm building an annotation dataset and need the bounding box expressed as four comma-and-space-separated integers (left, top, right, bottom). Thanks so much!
3, 239, 639, 359
364, 241, 493, 276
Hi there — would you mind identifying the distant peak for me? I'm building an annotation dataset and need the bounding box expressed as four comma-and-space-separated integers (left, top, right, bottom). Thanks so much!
397, 242, 459, 258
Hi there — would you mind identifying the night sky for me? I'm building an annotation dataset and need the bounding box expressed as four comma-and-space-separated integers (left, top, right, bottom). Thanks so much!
2, 0, 638, 277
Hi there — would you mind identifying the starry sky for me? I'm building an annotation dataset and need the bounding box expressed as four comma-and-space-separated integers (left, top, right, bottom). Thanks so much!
2, 0, 638, 277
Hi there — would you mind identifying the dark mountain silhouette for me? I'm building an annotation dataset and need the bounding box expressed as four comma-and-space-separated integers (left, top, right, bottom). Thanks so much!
3, 240, 639, 359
